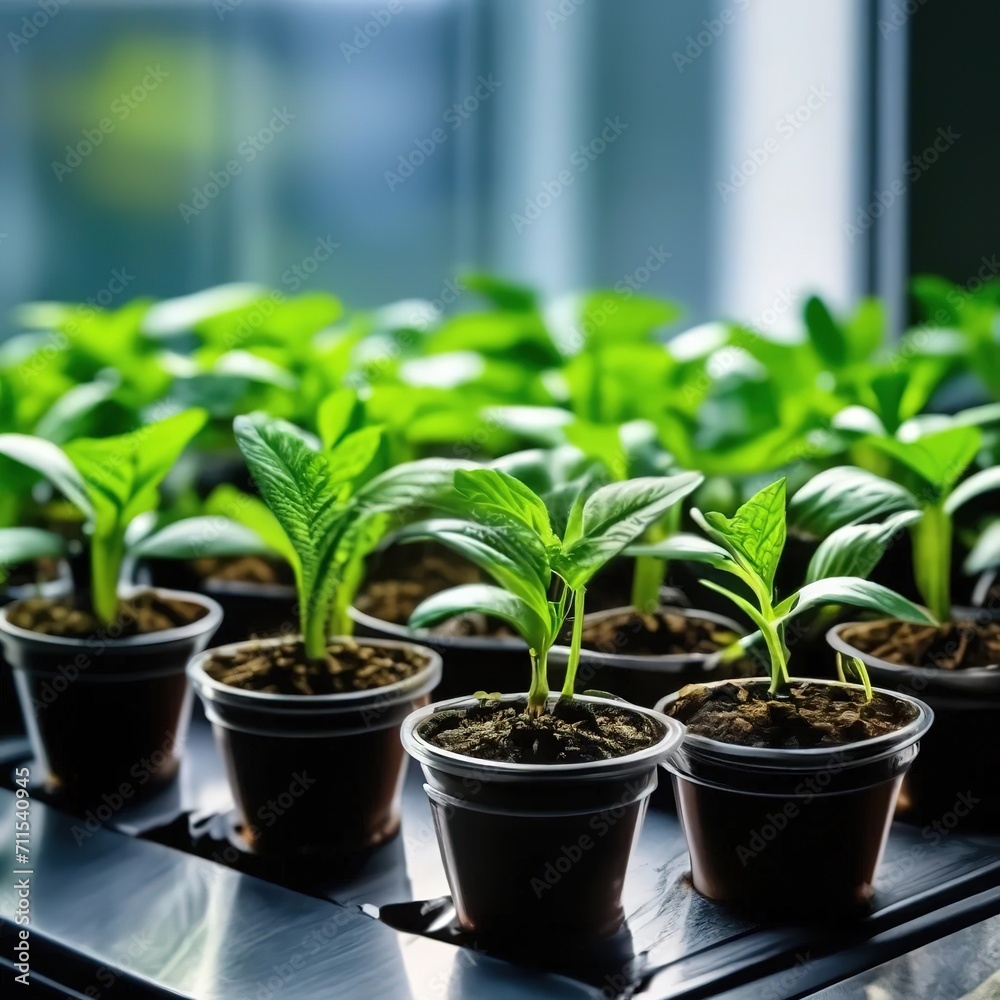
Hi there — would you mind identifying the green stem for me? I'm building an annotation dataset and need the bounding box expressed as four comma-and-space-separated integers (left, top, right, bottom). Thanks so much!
631, 555, 664, 613
91, 531, 124, 626
761, 617, 791, 695
561, 586, 587, 699
328, 600, 353, 639
912, 502, 952, 623
527, 647, 550, 715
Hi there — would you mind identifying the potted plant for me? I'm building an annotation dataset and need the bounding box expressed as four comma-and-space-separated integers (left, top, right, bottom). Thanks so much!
186, 413, 469, 858
0, 411, 223, 806
399, 466, 699, 951
795, 425, 1000, 827
541, 419, 745, 706
350, 447, 597, 699
653, 478, 935, 916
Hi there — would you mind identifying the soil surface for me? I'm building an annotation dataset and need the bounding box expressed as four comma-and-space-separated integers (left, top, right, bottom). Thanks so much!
665, 680, 918, 748
582, 608, 738, 657
356, 554, 481, 624
842, 617, 1000, 670
194, 555, 293, 586
205, 638, 429, 695
8, 591, 206, 638
418, 696, 662, 764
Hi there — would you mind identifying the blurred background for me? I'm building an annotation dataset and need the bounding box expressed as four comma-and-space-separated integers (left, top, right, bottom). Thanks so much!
2, 0, 996, 337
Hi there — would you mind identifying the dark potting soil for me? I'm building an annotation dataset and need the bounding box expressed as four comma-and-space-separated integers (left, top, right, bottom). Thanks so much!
582, 608, 738, 657
665, 681, 918, 748
418, 697, 662, 764
8, 591, 206, 638
205, 638, 429, 695
193, 555, 293, 586
841, 617, 1000, 670
356, 554, 481, 624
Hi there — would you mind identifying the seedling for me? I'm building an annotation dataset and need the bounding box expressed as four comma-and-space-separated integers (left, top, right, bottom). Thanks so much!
404, 466, 704, 714
0, 410, 207, 623
790, 423, 1000, 622
229, 413, 471, 662
630, 479, 934, 696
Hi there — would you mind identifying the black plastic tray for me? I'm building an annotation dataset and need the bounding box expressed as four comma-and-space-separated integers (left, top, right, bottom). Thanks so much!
2, 711, 999, 999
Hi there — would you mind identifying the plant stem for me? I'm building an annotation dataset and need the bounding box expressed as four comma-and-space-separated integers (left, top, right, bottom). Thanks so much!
90, 530, 124, 626
527, 647, 550, 715
328, 600, 353, 639
761, 615, 790, 696
912, 502, 952, 623
631, 555, 664, 613
304, 600, 328, 662
561, 586, 587, 699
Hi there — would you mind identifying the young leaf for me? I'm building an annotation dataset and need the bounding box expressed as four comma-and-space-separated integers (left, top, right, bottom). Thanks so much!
944, 466, 1000, 515
789, 466, 918, 536
130, 517, 273, 561
0, 434, 93, 520
234, 413, 346, 657
410, 584, 548, 649
868, 425, 982, 492
203, 484, 296, 565
966, 521, 1000, 575
774, 578, 935, 626
804, 295, 847, 368
317, 389, 365, 450
453, 467, 556, 544
698, 478, 787, 592
0, 527, 67, 584
326, 425, 383, 490
556, 472, 703, 588
626, 532, 733, 572
805, 510, 921, 584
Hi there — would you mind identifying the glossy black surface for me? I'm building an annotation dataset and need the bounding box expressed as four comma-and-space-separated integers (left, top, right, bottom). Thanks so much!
2, 709, 999, 998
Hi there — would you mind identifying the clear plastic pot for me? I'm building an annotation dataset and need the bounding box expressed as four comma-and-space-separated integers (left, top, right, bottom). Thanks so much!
656, 678, 933, 917
401, 693, 684, 950
548, 605, 747, 708
350, 604, 524, 700
828, 620, 1000, 830
189, 635, 441, 857
0, 588, 222, 807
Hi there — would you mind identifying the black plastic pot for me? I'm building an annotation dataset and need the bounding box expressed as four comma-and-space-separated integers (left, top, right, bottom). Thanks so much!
548, 606, 747, 708
189, 636, 441, 858
350, 605, 525, 701
0, 564, 73, 736
656, 678, 933, 917
829, 618, 1000, 831
400, 693, 683, 951
0, 588, 222, 808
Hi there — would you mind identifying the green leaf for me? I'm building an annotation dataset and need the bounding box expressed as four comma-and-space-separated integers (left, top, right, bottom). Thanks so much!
326, 426, 383, 490
393, 518, 550, 615
409, 583, 544, 648
944, 466, 1000, 515
775, 578, 935, 626
626, 532, 733, 572
454, 468, 556, 545
869, 425, 981, 492
804, 295, 847, 368
351, 457, 475, 517
131, 516, 273, 560
965, 521, 1000, 575
234, 412, 345, 656
0, 528, 67, 582
700, 478, 787, 591
557, 472, 702, 588
805, 510, 921, 584
0, 433, 93, 521
789, 466, 919, 536
203, 484, 296, 565
317, 390, 365, 450
34, 375, 119, 444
